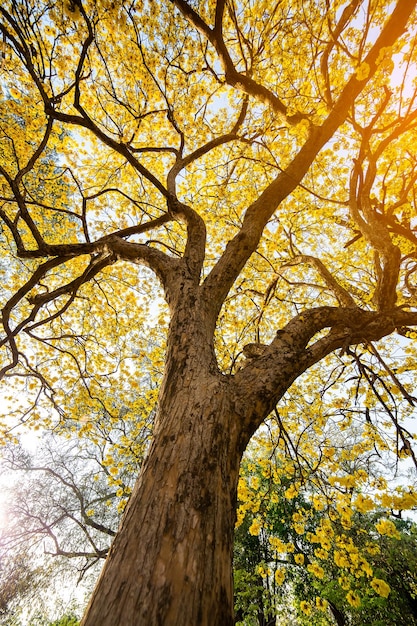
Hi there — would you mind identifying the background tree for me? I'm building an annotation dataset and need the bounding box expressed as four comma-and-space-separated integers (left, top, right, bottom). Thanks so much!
0, 525, 81, 626
1, 1, 417, 624
235, 433, 417, 625
0, 544, 40, 623
0, 382, 154, 624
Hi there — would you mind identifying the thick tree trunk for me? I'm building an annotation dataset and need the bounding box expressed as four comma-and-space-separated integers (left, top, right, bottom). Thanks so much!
79, 284, 337, 625
81, 364, 246, 625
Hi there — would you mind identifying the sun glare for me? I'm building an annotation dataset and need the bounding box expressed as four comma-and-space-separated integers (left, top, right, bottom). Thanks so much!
391, 44, 417, 110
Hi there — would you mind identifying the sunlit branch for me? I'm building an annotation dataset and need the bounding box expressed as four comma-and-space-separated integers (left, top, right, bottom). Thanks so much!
0, 205, 26, 253
0, 13, 169, 199
44, 107, 169, 199
167, 96, 249, 194
349, 157, 401, 311
0, 226, 179, 379
0, 10, 50, 106
0, 164, 46, 251
167, 133, 239, 194
0, 233, 177, 380
130, 145, 179, 156
72, 1, 94, 114
281, 255, 357, 308
171, 0, 306, 124
0, 256, 71, 355
102, 213, 173, 241
202, 0, 417, 321
128, 16, 186, 153
27, 258, 113, 310
165, 197, 206, 281
17, 115, 54, 183
320, 0, 361, 106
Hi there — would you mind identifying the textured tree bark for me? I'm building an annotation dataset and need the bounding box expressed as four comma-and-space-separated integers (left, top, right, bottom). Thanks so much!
81, 283, 252, 625
328, 601, 346, 626
81, 372, 244, 626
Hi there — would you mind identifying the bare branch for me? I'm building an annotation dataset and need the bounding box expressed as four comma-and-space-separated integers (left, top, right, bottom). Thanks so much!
280, 255, 357, 308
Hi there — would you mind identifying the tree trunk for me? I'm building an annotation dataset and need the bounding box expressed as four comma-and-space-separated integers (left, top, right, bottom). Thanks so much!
81, 364, 245, 626
328, 601, 346, 626
81, 282, 342, 624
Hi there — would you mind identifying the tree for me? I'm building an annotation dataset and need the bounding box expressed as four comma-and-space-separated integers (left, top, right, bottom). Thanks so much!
0, 544, 39, 622
1, 0, 417, 623
0, 529, 80, 626
234, 444, 417, 625
0, 390, 153, 623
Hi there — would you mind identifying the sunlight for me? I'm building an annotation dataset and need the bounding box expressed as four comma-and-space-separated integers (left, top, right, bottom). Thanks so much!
391, 45, 417, 107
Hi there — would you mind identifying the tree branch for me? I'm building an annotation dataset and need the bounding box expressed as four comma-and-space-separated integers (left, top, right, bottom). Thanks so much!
202, 0, 417, 322
280, 255, 357, 308
234, 305, 417, 438
348, 106, 417, 310
170, 0, 305, 124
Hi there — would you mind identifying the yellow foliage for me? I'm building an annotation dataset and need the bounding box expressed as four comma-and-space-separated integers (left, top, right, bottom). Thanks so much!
346, 590, 361, 608
371, 577, 391, 598
307, 562, 325, 579
300, 600, 312, 615
375, 519, 401, 539
0, 2, 416, 619
274, 568, 285, 585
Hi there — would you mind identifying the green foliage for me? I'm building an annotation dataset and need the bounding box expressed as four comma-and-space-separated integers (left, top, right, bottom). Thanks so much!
234, 452, 417, 626
47, 615, 79, 626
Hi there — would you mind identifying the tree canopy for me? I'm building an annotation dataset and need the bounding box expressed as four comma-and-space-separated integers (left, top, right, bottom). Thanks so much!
1, 0, 417, 624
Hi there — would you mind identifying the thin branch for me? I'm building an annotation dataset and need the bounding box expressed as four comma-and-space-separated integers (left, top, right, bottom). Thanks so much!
171, 0, 306, 124
280, 255, 357, 308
